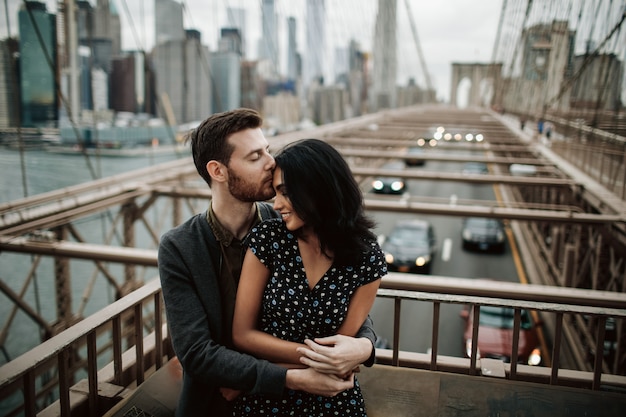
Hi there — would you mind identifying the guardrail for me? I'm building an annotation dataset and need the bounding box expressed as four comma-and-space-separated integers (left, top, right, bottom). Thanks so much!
1, 274, 625, 416
0, 278, 172, 417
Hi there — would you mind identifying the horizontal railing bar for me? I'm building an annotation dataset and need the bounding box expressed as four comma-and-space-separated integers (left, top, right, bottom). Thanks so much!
0, 236, 158, 266
376, 289, 626, 317
380, 274, 626, 311
0, 278, 161, 388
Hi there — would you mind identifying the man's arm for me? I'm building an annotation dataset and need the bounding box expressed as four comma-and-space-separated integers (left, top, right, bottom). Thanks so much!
285, 368, 355, 397
158, 222, 286, 397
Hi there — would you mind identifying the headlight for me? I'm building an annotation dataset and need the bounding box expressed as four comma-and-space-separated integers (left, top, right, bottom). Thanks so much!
415, 254, 431, 266
462, 230, 472, 240
391, 181, 404, 191
465, 339, 481, 359
496, 231, 504, 241
528, 348, 542, 366
372, 180, 384, 190
385, 253, 394, 264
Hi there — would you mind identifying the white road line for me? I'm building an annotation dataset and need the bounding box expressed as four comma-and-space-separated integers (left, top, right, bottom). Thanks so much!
441, 238, 453, 262
449, 194, 458, 206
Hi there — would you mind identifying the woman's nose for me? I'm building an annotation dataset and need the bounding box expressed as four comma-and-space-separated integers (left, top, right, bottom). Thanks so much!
273, 196, 283, 210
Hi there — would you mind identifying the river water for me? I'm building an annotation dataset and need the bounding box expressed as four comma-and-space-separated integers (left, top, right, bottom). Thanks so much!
0, 145, 187, 367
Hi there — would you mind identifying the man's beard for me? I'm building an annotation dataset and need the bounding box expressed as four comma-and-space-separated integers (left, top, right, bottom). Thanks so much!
227, 167, 275, 202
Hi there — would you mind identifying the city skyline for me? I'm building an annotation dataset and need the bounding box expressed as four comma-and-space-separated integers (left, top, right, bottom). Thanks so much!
2, 0, 506, 101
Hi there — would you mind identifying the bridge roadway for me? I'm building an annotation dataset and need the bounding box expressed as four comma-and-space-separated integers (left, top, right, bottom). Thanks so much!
0, 104, 625, 415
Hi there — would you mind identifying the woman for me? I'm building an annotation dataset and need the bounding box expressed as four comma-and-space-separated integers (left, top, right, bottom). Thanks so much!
231, 138, 387, 416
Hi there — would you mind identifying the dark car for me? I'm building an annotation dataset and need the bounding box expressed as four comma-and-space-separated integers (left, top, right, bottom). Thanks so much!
461, 217, 506, 253
371, 176, 406, 194
372, 161, 407, 194
405, 146, 426, 166
381, 219, 436, 274
460, 305, 543, 366
462, 162, 489, 175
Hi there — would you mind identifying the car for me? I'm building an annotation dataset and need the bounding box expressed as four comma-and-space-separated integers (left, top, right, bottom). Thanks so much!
381, 219, 436, 274
371, 176, 406, 194
462, 162, 489, 175
461, 217, 506, 253
371, 161, 407, 194
405, 146, 426, 166
460, 305, 543, 366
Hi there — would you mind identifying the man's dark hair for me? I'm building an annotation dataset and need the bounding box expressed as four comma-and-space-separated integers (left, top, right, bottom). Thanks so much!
274, 138, 377, 266
188, 108, 263, 186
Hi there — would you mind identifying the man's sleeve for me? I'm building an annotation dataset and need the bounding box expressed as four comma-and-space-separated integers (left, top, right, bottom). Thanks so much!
158, 224, 286, 396
355, 315, 377, 367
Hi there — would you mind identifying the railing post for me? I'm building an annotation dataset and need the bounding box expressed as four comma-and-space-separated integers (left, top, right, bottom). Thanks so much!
430, 302, 440, 371
551, 312, 564, 385
135, 304, 145, 385
58, 348, 71, 417
469, 305, 480, 376
87, 332, 99, 416
393, 298, 401, 366
593, 317, 607, 390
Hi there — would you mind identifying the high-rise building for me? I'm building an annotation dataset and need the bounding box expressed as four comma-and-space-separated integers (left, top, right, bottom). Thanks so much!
111, 51, 155, 115
155, 0, 185, 45
183, 30, 211, 123
241, 60, 261, 111
371, 0, 397, 111
286, 16, 298, 81
305, 0, 325, 87
226, 7, 247, 58
219, 28, 243, 55
210, 50, 241, 113
18, 1, 57, 127
152, 30, 211, 125
259, 0, 278, 75
0, 38, 20, 128
93, 0, 121, 57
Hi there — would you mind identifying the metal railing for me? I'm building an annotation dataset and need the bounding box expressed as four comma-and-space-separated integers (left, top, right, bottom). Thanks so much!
0, 278, 172, 417
1, 273, 625, 416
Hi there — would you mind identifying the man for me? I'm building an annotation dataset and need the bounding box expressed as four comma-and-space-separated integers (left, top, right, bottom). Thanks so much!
158, 108, 377, 417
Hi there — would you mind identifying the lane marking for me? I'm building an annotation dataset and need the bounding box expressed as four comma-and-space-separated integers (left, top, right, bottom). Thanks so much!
441, 238, 452, 262
449, 194, 458, 206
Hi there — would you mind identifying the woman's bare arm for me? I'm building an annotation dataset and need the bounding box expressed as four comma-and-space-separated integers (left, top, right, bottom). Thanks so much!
232, 248, 306, 365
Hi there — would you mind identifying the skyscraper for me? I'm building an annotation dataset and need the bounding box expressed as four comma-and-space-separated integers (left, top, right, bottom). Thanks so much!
18, 1, 57, 127
226, 7, 247, 58
155, 0, 185, 45
210, 50, 241, 113
0, 39, 20, 128
93, 0, 121, 57
219, 28, 243, 55
259, 0, 278, 75
305, 0, 325, 87
286, 16, 298, 81
371, 0, 397, 111
152, 30, 212, 125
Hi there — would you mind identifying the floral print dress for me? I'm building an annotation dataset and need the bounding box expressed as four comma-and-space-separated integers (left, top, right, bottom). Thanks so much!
232, 219, 387, 416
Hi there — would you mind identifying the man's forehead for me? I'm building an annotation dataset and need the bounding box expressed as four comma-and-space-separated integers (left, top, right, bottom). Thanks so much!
229, 128, 266, 153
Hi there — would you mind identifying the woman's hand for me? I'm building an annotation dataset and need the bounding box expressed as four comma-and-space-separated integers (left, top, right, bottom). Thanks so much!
296, 335, 372, 376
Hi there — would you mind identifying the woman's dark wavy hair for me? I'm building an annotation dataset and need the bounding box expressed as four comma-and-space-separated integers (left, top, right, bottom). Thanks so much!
274, 138, 376, 266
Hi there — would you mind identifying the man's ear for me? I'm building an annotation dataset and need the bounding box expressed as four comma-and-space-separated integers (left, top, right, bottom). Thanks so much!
207, 160, 226, 183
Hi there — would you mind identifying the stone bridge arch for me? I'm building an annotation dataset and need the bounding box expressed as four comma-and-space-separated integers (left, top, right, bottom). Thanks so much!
450, 63, 503, 108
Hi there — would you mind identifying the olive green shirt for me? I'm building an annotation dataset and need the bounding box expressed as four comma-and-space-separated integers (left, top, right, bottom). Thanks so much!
206, 202, 264, 347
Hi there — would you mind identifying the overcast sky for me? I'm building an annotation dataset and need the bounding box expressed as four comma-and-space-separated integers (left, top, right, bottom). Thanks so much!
2, 0, 504, 101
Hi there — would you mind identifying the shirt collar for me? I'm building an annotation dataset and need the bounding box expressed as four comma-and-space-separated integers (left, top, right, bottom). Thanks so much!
207, 202, 263, 246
